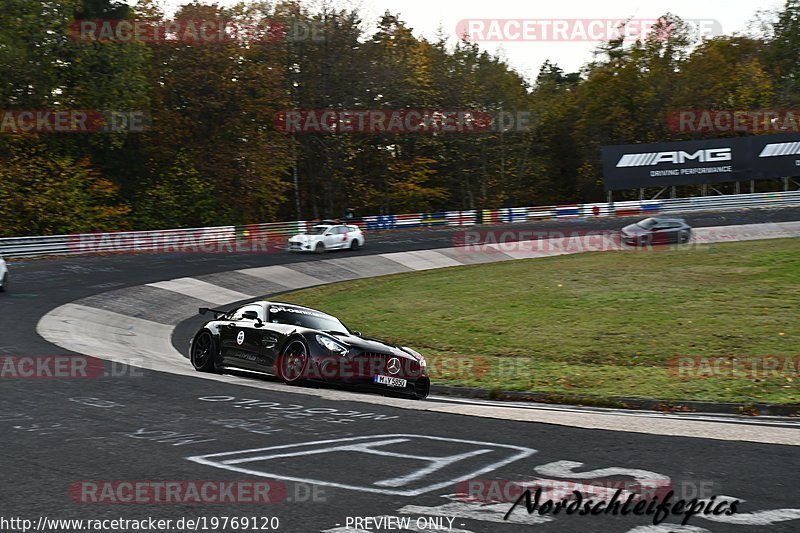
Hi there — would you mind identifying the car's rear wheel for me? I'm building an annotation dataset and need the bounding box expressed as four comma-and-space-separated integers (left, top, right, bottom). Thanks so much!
0, 273, 6, 292
191, 331, 219, 373
680, 231, 690, 243
315, 242, 325, 254
350, 239, 360, 251
277, 339, 309, 384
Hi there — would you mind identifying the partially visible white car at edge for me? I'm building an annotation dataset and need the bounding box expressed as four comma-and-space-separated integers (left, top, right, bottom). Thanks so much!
0, 255, 8, 292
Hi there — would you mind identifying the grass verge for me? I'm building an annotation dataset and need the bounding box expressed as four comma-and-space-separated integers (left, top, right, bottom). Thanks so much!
279, 239, 800, 405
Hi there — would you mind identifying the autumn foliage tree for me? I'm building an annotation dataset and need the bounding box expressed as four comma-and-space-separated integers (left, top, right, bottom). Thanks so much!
1, 1, 799, 235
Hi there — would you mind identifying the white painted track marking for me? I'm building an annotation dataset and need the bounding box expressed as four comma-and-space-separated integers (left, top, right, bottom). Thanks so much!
187, 434, 536, 496
147, 278, 252, 304
236, 265, 322, 289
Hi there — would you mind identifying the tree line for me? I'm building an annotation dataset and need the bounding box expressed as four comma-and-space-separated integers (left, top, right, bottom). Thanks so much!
1, 0, 799, 236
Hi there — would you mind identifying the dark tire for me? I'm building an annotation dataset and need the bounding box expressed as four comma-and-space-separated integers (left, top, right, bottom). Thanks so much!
413, 377, 431, 400
277, 338, 310, 385
191, 330, 219, 373
0, 273, 6, 292
315, 242, 325, 254
680, 231, 690, 243
350, 239, 360, 251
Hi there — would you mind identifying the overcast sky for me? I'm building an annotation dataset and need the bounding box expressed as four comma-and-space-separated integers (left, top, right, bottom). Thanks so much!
137, 0, 783, 81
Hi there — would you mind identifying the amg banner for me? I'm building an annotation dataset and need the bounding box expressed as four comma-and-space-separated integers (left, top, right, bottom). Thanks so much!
602, 137, 750, 190
603, 134, 800, 190
750, 132, 800, 180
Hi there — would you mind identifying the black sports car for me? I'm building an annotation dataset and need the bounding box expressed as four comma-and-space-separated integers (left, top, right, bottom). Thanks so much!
621, 217, 692, 246
189, 301, 430, 399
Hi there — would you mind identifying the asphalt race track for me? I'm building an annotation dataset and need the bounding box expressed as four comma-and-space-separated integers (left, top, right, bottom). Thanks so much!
2, 209, 800, 532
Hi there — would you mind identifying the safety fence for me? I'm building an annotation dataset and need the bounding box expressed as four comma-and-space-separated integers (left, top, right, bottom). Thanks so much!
2, 191, 799, 258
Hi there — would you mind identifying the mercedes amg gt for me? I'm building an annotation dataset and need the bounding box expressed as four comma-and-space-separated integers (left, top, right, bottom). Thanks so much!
189, 301, 430, 399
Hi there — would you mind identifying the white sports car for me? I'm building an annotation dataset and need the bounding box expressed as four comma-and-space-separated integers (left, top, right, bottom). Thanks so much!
288, 223, 365, 253
0, 255, 8, 292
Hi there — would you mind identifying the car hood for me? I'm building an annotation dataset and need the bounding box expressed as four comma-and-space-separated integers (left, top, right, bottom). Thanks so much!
329, 333, 421, 361
621, 224, 647, 235
289, 234, 323, 242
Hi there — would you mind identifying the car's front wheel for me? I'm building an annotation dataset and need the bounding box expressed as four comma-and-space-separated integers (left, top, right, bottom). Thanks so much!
0, 273, 6, 292
315, 242, 325, 254
277, 338, 310, 384
413, 376, 431, 400
191, 331, 220, 373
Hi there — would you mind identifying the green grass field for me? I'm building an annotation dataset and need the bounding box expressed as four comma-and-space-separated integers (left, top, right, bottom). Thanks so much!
280, 239, 800, 406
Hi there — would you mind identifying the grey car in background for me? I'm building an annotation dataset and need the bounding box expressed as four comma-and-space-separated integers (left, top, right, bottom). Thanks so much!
0, 255, 7, 291
621, 217, 692, 246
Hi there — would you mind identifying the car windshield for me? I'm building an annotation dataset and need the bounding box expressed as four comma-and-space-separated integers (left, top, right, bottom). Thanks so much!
267, 304, 349, 333
636, 218, 659, 230
307, 225, 332, 235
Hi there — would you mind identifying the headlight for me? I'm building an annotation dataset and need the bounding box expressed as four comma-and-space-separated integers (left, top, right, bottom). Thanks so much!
402, 347, 426, 369
316, 335, 348, 357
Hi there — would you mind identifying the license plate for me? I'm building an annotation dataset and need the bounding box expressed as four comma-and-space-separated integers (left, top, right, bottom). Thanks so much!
374, 375, 407, 388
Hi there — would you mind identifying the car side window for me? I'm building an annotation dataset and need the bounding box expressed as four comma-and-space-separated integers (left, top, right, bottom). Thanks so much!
232, 304, 265, 321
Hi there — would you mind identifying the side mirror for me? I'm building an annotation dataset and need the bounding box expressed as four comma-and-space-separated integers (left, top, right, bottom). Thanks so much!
352, 330, 362, 337
242, 310, 263, 326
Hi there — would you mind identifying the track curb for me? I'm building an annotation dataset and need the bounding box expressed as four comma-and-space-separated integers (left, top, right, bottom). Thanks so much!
431, 384, 800, 417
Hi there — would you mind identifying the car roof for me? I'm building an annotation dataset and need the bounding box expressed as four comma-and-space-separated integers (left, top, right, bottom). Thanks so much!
259, 301, 332, 315
648, 217, 684, 223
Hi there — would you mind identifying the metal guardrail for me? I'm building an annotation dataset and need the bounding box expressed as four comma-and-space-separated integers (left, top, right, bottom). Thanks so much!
0, 221, 309, 258
2, 191, 799, 258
